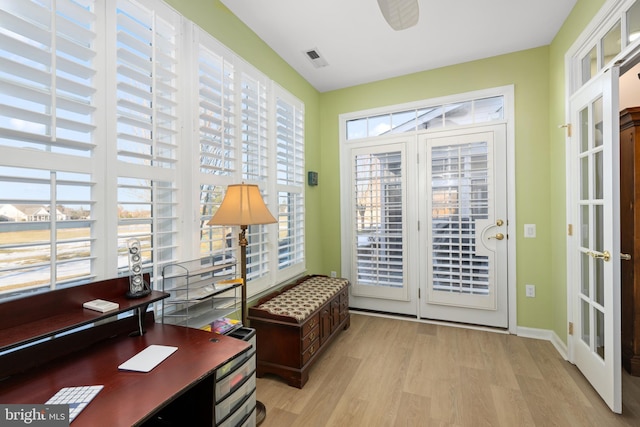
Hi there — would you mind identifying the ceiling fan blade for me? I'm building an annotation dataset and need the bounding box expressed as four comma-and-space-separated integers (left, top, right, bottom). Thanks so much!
377, 0, 419, 31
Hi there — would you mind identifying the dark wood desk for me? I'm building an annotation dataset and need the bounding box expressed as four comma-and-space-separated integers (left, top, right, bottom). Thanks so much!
0, 322, 251, 426
0, 275, 254, 426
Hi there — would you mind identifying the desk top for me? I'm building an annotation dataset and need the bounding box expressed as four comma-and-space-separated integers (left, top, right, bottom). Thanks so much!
0, 323, 251, 426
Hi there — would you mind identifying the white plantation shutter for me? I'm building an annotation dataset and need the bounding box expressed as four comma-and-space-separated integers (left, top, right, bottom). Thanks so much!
0, 0, 97, 154
198, 39, 236, 176
196, 32, 237, 261
115, 0, 179, 168
0, 0, 98, 296
242, 72, 271, 281
353, 150, 405, 288
0, 167, 94, 294
114, 0, 180, 277
275, 90, 305, 276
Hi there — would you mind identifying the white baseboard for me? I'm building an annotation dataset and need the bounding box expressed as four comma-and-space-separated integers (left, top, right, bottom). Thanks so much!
516, 326, 568, 360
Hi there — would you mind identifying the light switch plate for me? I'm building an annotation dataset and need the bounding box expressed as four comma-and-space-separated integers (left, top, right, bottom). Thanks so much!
524, 224, 536, 238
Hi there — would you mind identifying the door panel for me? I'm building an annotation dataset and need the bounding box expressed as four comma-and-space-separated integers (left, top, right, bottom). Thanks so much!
350, 142, 409, 304
421, 125, 508, 328
569, 67, 621, 413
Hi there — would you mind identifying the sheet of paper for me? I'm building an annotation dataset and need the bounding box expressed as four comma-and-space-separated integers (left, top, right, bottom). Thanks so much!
118, 345, 178, 372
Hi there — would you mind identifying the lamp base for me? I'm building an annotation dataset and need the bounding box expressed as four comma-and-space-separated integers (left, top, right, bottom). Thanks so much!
256, 400, 266, 425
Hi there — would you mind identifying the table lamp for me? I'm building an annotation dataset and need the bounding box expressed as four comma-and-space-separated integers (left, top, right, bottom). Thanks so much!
207, 183, 276, 326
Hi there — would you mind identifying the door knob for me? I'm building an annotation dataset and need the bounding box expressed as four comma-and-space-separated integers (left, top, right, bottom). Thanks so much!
621, 253, 632, 261
488, 233, 504, 240
587, 250, 611, 262
496, 219, 504, 226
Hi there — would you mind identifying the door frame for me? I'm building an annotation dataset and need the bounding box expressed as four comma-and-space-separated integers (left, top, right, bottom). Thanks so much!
339, 85, 517, 333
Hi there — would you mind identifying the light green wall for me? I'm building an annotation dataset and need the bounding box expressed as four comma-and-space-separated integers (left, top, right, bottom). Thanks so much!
164, 0, 324, 275
548, 0, 607, 342
168, 0, 610, 332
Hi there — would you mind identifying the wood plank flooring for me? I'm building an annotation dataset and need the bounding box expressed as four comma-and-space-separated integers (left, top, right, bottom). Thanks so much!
256, 313, 640, 426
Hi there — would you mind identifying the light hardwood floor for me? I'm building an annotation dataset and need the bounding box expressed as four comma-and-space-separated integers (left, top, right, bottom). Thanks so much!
256, 313, 640, 426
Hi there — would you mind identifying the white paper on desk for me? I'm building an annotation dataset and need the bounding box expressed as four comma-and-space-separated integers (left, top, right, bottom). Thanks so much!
118, 345, 178, 372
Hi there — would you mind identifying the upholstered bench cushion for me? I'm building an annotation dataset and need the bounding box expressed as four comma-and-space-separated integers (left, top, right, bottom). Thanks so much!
253, 276, 348, 322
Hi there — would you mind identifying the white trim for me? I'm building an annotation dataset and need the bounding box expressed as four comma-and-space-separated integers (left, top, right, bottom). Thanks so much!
517, 326, 569, 360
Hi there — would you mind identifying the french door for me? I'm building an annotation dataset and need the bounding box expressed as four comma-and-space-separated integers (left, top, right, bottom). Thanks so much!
344, 125, 509, 326
568, 67, 621, 413
420, 125, 508, 327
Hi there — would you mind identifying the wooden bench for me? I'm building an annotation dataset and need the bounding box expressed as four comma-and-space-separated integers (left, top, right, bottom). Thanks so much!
247, 275, 350, 388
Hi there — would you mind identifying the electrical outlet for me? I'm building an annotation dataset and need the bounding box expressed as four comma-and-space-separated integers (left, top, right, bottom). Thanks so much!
525, 284, 536, 298
330, 271, 337, 278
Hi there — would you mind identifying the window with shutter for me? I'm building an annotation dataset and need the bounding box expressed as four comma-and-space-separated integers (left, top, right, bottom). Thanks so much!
0, 0, 304, 301
275, 90, 305, 277
114, 0, 180, 277
0, 0, 98, 297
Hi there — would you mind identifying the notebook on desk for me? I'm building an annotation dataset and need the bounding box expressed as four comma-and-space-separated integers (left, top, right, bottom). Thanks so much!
118, 345, 178, 372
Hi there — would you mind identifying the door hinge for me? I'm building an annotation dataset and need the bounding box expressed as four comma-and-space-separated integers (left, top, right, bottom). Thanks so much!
418, 288, 421, 299
569, 322, 574, 335
568, 224, 573, 236
559, 123, 572, 137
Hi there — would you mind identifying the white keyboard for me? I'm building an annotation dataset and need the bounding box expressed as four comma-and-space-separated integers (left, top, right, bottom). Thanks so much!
46, 385, 103, 422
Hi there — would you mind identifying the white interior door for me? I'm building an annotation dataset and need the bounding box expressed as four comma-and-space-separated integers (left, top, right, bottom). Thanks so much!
420, 125, 508, 328
568, 67, 621, 413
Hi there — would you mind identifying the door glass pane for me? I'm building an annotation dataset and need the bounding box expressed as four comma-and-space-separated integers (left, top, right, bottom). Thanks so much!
595, 205, 604, 252
431, 141, 489, 295
628, 1, 640, 43
603, 20, 621, 65
390, 111, 416, 134
582, 299, 591, 345
347, 118, 367, 140
354, 151, 404, 288
581, 156, 589, 200
596, 256, 604, 306
580, 107, 589, 153
368, 115, 391, 137
580, 205, 589, 248
594, 151, 603, 199
473, 97, 504, 122
593, 97, 603, 147
596, 308, 605, 360
581, 46, 597, 85
444, 101, 473, 127
581, 252, 590, 296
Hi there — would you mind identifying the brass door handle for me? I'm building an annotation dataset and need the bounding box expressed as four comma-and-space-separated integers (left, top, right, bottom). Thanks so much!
587, 250, 611, 262
621, 253, 632, 261
488, 233, 504, 240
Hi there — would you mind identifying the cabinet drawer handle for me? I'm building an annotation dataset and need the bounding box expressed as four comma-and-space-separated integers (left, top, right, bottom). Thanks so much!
309, 332, 315, 341
309, 345, 316, 355
309, 319, 316, 327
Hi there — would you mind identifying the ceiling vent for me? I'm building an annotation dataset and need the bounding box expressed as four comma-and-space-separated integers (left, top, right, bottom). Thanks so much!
304, 48, 329, 68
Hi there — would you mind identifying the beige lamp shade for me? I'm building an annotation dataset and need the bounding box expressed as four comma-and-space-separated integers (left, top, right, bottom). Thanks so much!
207, 184, 277, 226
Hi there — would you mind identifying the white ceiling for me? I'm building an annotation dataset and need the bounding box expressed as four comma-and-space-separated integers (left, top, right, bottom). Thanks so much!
221, 0, 578, 92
